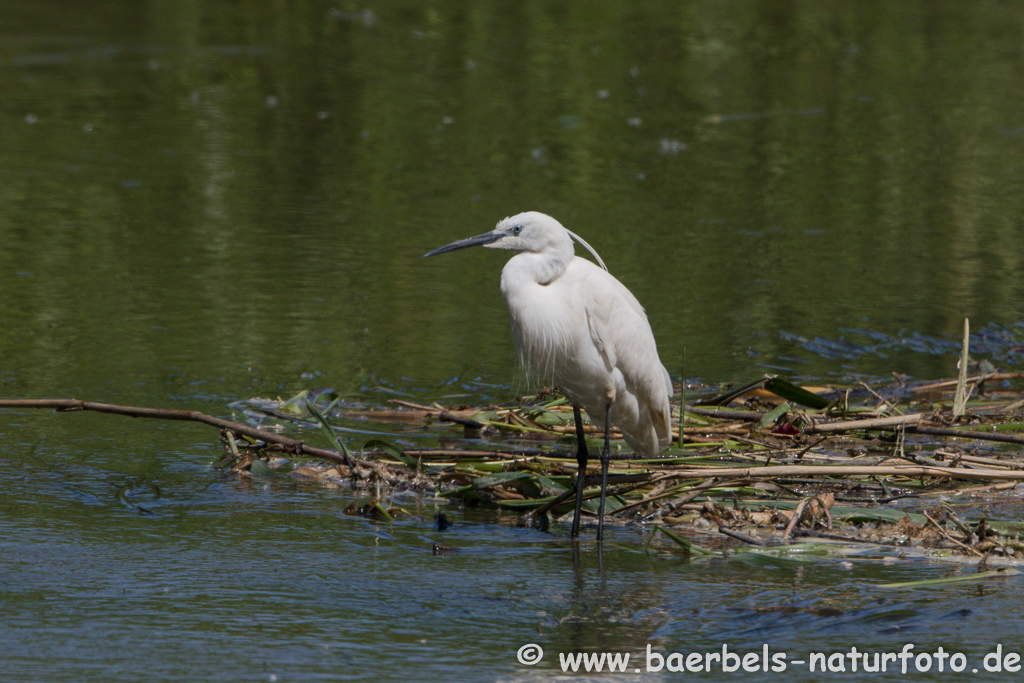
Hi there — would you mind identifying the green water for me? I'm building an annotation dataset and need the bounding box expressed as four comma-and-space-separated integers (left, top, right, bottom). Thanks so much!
3, 1, 1024, 680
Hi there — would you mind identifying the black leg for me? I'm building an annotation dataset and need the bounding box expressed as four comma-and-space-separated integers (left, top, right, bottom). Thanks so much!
596, 404, 611, 541
571, 404, 588, 539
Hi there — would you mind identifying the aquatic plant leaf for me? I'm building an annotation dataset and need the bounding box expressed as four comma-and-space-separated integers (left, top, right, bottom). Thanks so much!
311, 389, 341, 407
759, 402, 791, 429
878, 568, 1019, 589
361, 438, 418, 468
456, 461, 504, 473
372, 500, 394, 522
496, 498, 551, 508
279, 389, 311, 414
655, 524, 720, 555
527, 409, 573, 426
538, 396, 569, 409
472, 471, 534, 490
479, 420, 552, 435
305, 398, 353, 461
763, 376, 831, 409
830, 508, 928, 525
695, 376, 768, 406
343, 498, 394, 522
533, 475, 568, 497
729, 500, 928, 526
740, 543, 841, 557
248, 459, 275, 478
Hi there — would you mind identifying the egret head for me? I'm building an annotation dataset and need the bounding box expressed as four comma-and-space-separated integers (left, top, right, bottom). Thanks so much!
423, 211, 566, 258
485, 212, 572, 253
424, 212, 607, 270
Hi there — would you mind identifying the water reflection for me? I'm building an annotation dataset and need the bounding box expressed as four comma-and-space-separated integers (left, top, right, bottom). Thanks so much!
3, 1, 1024, 402
4, 1, 1024, 680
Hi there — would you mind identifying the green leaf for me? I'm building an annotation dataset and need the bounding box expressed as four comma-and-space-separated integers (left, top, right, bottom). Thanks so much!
527, 409, 573, 426
496, 498, 551, 508
759, 402, 791, 429
479, 420, 552, 435
361, 438, 418, 468
456, 460, 504, 472
472, 471, 534, 490
534, 475, 568, 497
696, 376, 768, 406
764, 376, 831, 409
438, 484, 473, 498
249, 459, 275, 478
372, 500, 394, 523
304, 398, 353, 461
279, 390, 311, 414
538, 396, 568, 410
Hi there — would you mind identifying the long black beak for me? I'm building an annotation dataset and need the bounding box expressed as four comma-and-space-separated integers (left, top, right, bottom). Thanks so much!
423, 231, 502, 257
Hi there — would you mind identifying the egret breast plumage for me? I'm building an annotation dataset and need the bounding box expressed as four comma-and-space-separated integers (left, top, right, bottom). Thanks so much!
425, 211, 672, 540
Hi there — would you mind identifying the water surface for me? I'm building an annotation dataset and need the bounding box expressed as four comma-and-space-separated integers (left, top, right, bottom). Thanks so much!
3, 1, 1024, 680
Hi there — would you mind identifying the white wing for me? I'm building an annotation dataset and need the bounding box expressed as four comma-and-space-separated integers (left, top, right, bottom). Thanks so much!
580, 264, 672, 454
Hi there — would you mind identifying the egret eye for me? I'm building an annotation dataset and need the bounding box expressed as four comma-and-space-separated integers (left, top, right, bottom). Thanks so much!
512, 225, 523, 235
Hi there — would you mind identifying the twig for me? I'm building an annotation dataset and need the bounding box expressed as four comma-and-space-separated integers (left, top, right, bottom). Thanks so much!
907, 425, 1024, 445
718, 526, 768, 546
610, 476, 722, 516
910, 371, 1024, 393
522, 472, 658, 520
390, 399, 442, 411
686, 406, 764, 421
726, 434, 774, 449
916, 481, 1017, 497
941, 505, 977, 545
525, 486, 577, 519
795, 436, 829, 460
781, 495, 832, 541
857, 380, 900, 414
782, 498, 811, 540
996, 399, 1024, 414
681, 422, 751, 434
403, 449, 536, 460
923, 510, 983, 556
0, 398, 363, 469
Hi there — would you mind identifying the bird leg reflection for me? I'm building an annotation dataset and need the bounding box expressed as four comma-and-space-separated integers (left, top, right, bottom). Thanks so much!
570, 403, 588, 540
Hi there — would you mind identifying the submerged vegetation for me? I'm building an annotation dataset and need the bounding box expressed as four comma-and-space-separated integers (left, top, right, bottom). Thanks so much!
219, 349, 1024, 572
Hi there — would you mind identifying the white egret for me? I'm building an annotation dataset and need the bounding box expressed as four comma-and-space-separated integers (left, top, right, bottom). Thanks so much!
424, 211, 673, 540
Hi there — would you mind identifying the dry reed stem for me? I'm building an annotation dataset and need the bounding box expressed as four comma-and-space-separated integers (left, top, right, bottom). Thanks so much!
910, 371, 1024, 393
646, 464, 1024, 481
807, 414, 922, 433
